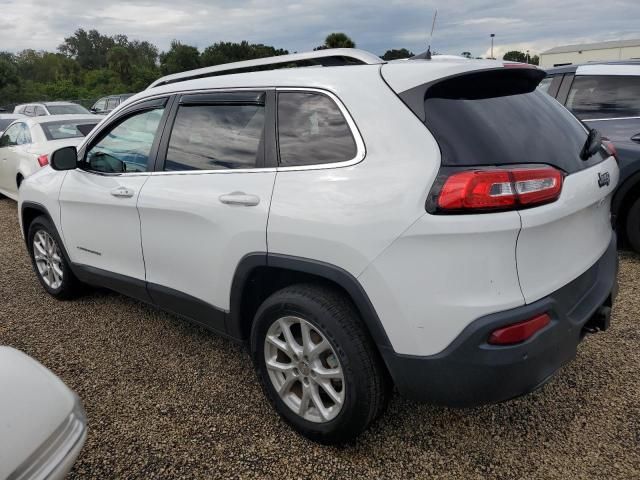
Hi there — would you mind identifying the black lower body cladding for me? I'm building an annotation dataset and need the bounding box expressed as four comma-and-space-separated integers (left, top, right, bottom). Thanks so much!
381, 233, 618, 407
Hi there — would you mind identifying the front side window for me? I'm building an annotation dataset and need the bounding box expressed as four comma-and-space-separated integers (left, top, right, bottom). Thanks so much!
106, 98, 119, 110
16, 123, 31, 145
277, 92, 357, 167
85, 107, 164, 173
567, 75, 640, 119
93, 99, 107, 111
35, 106, 47, 116
165, 103, 265, 171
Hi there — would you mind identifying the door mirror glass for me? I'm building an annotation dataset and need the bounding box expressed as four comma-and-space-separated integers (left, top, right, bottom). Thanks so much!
50, 146, 78, 171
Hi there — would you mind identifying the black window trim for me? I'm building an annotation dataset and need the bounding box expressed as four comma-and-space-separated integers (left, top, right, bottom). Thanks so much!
556, 73, 575, 105
274, 87, 365, 171
77, 95, 174, 176
153, 88, 278, 174
547, 74, 563, 98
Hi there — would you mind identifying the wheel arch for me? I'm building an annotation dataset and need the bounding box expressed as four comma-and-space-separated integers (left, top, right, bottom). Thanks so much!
612, 170, 640, 243
20, 201, 54, 241
228, 253, 393, 352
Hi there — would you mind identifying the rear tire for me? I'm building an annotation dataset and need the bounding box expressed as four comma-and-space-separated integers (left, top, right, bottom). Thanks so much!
27, 216, 83, 299
250, 283, 390, 444
626, 197, 640, 253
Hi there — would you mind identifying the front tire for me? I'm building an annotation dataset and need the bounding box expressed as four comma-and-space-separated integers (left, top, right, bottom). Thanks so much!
250, 284, 389, 444
27, 216, 83, 299
626, 197, 640, 253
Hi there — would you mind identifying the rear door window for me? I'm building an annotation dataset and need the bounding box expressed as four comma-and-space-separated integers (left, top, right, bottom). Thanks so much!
165, 101, 265, 171
567, 75, 640, 120
277, 91, 357, 167
420, 69, 593, 174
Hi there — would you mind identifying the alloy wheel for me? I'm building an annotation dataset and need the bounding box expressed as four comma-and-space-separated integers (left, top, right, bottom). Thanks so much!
33, 230, 64, 290
264, 316, 345, 423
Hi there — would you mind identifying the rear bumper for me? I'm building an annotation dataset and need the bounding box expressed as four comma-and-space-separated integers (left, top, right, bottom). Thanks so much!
381, 232, 618, 407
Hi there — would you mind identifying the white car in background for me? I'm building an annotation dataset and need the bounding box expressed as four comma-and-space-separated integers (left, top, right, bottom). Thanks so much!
13, 102, 92, 117
0, 347, 87, 479
0, 115, 100, 200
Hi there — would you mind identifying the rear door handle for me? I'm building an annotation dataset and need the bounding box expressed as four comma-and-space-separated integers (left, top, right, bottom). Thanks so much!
219, 191, 260, 206
110, 186, 135, 198
631, 133, 640, 143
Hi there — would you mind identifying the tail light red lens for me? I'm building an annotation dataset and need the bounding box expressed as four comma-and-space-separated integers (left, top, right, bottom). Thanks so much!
602, 140, 617, 159
437, 167, 563, 212
488, 313, 551, 345
37, 154, 49, 167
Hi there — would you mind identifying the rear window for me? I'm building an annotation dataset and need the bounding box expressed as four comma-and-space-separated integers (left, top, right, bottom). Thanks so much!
567, 75, 640, 119
419, 69, 595, 173
46, 104, 90, 115
0, 119, 15, 131
41, 121, 98, 140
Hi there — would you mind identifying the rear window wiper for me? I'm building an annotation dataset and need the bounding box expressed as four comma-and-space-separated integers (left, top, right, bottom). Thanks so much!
580, 128, 602, 160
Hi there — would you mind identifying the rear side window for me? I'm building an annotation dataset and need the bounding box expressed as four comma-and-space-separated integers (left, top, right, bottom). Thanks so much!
419, 69, 592, 174
277, 92, 357, 167
567, 75, 640, 119
165, 104, 265, 171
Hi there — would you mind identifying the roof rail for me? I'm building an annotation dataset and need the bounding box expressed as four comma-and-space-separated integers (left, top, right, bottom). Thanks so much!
148, 48, 384, 88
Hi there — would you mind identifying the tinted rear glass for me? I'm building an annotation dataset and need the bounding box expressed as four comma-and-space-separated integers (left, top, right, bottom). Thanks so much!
42, 121, 98, 140
567, 75, 640, 119
46, 104, 90, 115
0, 119, 15, 130
422, 69, 593, 173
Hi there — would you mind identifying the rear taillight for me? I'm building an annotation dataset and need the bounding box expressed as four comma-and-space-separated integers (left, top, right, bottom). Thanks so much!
434, 166, 563, 213
488, 313, 551, 345
602, 140, 617, 159
37, 154, 49, 167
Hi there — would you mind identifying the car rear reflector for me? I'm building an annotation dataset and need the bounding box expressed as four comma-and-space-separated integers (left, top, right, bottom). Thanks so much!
488, 313, 551, 345
436, 167, 563, 212
37, 154, 49, 167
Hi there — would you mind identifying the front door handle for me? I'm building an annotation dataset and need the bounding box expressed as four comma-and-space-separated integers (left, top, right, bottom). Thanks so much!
110, 186, 135, 198
631, 133, 640, 143
219, 191, 260, 206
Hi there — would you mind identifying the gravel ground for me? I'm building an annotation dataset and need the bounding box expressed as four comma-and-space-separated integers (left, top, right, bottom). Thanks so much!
0, 198, 639, 479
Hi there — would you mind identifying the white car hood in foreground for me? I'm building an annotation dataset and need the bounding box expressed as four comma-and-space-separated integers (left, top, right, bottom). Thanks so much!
0, 347, 84, 479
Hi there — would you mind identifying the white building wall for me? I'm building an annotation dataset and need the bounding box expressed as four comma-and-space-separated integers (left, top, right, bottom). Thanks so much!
540, 45, 640, 68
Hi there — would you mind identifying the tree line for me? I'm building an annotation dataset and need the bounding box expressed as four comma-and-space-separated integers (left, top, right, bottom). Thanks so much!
0, 28, 538, 108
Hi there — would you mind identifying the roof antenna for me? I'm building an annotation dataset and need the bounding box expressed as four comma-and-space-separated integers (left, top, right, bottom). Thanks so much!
411, 9, 437, 60
426, 9, 438, 59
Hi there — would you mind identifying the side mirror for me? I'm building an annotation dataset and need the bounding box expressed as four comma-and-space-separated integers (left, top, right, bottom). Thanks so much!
50, 146, 78, 171
90, 108, 97, 113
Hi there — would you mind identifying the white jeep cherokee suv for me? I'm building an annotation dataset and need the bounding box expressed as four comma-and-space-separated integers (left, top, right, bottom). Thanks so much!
18, 49, 619, 444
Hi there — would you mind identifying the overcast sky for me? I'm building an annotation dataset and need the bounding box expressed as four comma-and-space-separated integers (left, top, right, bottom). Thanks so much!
1, 0, 639, 59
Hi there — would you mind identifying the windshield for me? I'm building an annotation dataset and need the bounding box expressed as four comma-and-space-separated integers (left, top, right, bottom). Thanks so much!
46, 104, 90, 115
422, 69, 604, 173
41, 121, 98, 140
